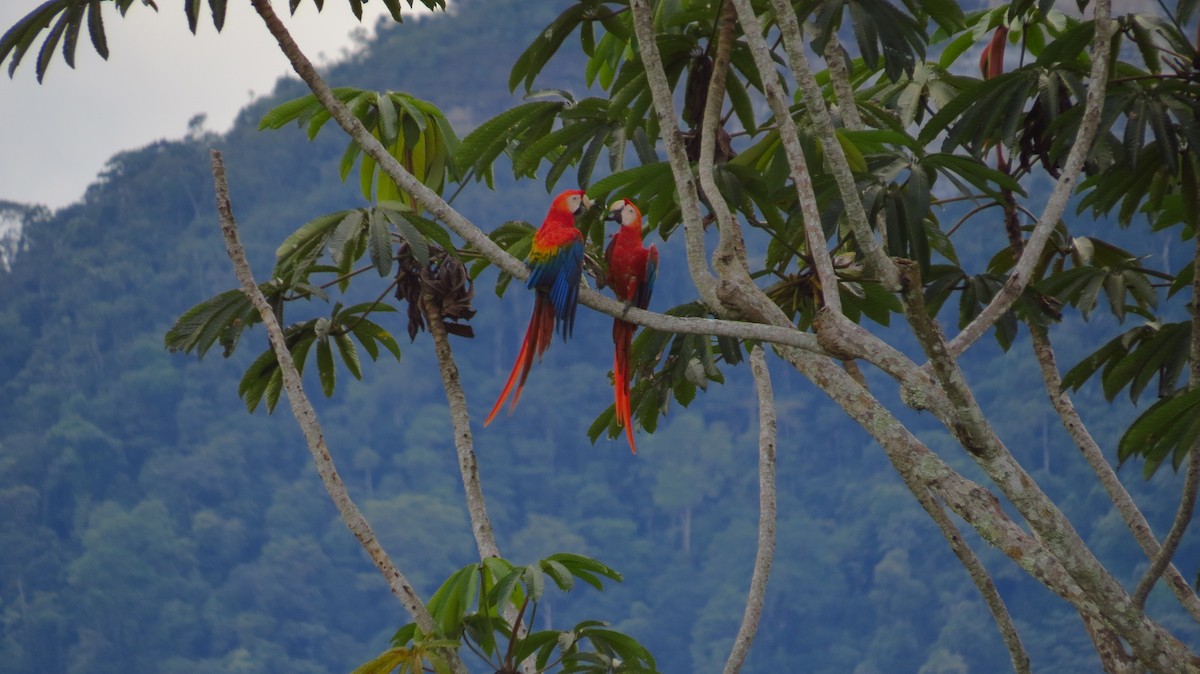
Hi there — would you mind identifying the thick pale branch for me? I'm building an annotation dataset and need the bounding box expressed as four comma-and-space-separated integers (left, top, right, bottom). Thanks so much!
730, 0, 843, 313
700, 0, 756, 287
629, 0, 720, 310
896, 261, 1197, 672
775, 340, 1199, 674
772, 343, 1083, 603
945, 1, 1115, 358
822, 36, 862, 131
766, 0, 900, 291
209, 150, 454, 664
723, 345, 778, 674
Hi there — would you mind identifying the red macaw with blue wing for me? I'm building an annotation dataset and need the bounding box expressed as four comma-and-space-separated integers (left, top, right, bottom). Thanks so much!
485, 190, 591, 425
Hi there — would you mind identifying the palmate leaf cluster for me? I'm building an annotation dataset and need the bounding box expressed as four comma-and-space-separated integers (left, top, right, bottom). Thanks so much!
0, 0, 446, 83
355, 553, 657, 674
166, 82, 468, 413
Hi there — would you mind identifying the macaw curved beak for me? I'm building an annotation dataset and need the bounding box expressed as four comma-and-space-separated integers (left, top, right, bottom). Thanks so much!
605, 201, 623, 222
576, 195, 593, 216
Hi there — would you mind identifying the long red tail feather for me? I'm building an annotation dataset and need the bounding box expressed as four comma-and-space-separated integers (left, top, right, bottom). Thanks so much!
485, 295, 556, 426
613, 319, 636, 453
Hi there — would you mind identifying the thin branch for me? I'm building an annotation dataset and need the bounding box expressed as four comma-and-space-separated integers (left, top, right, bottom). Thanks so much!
417, 275, 534, 674
944, 0, 1115, 359
730, 0, 843, 313
419, 275, 499, 560
629, 0, 721, 310
723, 346, 777, 674
1030, 326, 1200, 620
915, 489, 1030, 674
1133, 227, 1200, 608
767, 0, 901, 291
1134, 448, 1200, 608
209, 150, 463, 672
822, 35, 863, 131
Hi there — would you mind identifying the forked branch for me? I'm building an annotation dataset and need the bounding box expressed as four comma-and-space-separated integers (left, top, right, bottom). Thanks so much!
1030, 326, 1200, 620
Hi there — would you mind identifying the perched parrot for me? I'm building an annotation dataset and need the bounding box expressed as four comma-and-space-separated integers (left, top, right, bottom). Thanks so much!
604, 198, 658, 453
485, 189, 592, 425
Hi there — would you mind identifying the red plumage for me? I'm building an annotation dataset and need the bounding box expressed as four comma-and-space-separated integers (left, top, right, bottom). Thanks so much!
604, 198, 658, 453
485, 190, 590, 426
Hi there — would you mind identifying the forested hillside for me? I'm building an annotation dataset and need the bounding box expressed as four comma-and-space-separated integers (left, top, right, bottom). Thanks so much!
1, 1, 1197, 673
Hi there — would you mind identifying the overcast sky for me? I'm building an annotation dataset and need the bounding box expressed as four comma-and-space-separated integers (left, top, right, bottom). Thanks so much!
0, 2, 420, 210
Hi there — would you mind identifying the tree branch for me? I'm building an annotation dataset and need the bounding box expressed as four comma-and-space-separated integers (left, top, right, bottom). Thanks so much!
700, 0, 757, 288
730, 0, 843, 313
419, 275, 499, 560
723, 345, 777, 674
944, 1, 1115, 358
894, 260, 1197, 672
1134, 448, 1200, 608
766, 0, 900, 291
772, 343, 1083, 603
209, 150, 464, 673
418, 281, 535, 674
822, 35, 863, 131
917, 488, 1030, 674
629, 0, 721, 310
1030, 326, 1200, 620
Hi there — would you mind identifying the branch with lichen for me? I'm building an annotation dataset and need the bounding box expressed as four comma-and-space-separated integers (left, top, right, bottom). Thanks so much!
1030, 326, 1200, 621
729, 0, 843, 313
209, 148, 467, 674
723, 346, 777, 674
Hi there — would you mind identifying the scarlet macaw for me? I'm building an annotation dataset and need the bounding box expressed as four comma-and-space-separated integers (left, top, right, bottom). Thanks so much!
485, 189, 591, 425
604, 198, 658, 453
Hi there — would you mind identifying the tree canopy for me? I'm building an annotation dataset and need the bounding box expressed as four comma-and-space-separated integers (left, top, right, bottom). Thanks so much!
3, 0, 1200, 673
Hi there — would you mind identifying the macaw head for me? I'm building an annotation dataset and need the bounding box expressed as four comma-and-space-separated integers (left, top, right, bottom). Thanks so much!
606, 198, 642, 229
552, 189, 593, 218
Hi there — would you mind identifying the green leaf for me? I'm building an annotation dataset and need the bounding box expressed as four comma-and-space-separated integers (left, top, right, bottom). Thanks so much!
540, 559, 574, 592
509, 2, 590, 92
316, 337, 335, 397
34, 6, 71, 83
334, 332, 362, 380
276, 210, 351, 265
165, 288, 255, 358
85, 0, 108, 60
487, 569, 524, 609
380, 207, 430, 266
522, 564, 546, 602
456, 101, 563, 182
1119, 388, 1200, 478
368, 207, 394, 277
208, 0, 227, 31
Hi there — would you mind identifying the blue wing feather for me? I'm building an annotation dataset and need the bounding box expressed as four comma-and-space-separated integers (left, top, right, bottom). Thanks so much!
526, 240, 583, 339
636, 245, 658, 311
